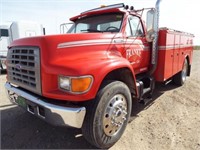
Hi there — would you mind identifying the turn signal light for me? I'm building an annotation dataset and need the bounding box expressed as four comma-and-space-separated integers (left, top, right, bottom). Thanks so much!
71, 77, 93, 93
59, 75, 93, 94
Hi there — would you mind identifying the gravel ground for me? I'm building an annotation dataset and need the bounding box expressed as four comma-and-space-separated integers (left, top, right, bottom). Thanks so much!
1, 51, 200, 149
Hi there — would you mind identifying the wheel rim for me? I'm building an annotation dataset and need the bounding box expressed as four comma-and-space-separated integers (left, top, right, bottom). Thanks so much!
103, 94, 128, 136
182, 61, 187, 82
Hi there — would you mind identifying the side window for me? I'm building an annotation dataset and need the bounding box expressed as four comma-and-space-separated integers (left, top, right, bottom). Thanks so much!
125, 20, 132, 37
128, 16, 144, 37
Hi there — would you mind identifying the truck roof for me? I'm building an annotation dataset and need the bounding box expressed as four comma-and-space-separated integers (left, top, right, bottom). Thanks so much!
160, 27, 194, 37
70, 3, 138, 21
0, 23, 12, 29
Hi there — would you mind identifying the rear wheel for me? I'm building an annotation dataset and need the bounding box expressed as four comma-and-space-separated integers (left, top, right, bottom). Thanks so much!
82, 81, 132, 149
0, 62, 3, 74
173, 59, 188, 86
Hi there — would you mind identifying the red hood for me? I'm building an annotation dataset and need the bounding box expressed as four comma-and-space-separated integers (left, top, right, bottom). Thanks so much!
9, 33, 124, 75
9, 33, 122, 48
10, 32, 123, 68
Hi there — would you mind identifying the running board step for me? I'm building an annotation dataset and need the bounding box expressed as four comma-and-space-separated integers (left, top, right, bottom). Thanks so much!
143, 87, 151, 95
136, 76, 155, 104
139, 97, 153, 105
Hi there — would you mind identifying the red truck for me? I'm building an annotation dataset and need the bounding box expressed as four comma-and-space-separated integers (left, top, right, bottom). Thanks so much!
5, 1, 194, 149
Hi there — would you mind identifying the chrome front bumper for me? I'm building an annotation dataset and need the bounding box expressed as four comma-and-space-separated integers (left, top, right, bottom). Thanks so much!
5, 82, 86, 128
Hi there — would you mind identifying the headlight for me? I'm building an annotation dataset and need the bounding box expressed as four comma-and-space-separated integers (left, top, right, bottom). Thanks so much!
59, 76, 70, 91
59, 75, 93, 94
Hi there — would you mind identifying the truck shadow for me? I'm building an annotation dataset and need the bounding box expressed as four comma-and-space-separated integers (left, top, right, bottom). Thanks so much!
1, 106, 96, 149
1, 82, 178, 149
130, 82, 179, 121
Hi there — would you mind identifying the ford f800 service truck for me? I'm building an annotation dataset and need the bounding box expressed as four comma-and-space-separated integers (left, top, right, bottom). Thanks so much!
5, 1, 194, 148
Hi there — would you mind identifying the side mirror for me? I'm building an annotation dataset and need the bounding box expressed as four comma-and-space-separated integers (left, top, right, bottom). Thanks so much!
60, 23, 74, 34
146, 9, 156, 42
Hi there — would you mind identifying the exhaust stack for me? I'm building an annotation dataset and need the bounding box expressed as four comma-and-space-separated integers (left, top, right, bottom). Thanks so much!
149, 0, 162, 75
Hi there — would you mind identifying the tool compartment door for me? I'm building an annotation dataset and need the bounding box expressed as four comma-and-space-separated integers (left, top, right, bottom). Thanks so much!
154, 29, 174, 81
154, 28, 194, 82
173, 34, 180, 75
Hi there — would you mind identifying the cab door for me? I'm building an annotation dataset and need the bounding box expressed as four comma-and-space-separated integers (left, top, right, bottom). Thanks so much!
124, 15, 150, 74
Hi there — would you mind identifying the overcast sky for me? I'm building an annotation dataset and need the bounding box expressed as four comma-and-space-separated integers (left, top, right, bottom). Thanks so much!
1, 0, 199, 44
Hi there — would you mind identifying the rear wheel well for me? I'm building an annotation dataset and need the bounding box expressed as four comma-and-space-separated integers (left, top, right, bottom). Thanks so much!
101, 68, 136, 96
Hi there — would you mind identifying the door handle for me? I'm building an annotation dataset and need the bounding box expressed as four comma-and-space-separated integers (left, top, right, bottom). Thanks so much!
113, 39, 125, 44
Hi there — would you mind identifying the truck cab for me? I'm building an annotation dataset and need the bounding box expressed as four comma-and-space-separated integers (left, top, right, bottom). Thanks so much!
0, 25, 10, 70
68, 5, 150, 72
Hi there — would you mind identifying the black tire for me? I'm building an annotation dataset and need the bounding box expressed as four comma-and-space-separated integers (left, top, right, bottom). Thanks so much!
173, 59, 188, 86
0, 63, 2, 74
0, 61, 3, 70
82, 81, 132, 149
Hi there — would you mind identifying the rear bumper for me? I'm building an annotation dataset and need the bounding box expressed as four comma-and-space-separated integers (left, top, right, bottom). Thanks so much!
5, 82, 86, 128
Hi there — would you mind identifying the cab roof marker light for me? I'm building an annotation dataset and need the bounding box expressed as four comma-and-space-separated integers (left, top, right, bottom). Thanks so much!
124, 5, 129, 10
130, 6, 134, 11
81, 3, 125, 14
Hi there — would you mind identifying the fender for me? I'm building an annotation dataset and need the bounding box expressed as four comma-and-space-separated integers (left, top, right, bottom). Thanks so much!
89, 56, 138, 99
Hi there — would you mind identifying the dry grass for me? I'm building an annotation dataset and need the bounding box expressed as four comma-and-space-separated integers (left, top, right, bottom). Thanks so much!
193, 45, 200, 50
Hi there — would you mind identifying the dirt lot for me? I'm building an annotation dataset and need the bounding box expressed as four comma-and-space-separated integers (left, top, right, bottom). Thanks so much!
1, 51, 200, 149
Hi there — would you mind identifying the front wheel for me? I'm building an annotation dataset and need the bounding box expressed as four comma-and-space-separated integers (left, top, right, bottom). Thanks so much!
82, 81, 132, 149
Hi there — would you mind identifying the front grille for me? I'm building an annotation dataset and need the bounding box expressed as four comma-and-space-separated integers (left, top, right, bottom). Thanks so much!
7, 47, 41, 95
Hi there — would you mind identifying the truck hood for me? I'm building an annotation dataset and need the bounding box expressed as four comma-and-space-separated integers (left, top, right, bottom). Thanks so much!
9, 33, 124, 75
9, 33, 122, 48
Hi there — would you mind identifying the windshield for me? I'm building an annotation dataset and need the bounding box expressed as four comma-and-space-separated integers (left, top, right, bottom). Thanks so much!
0, 29, 9, 37
68, 13, 124, 33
